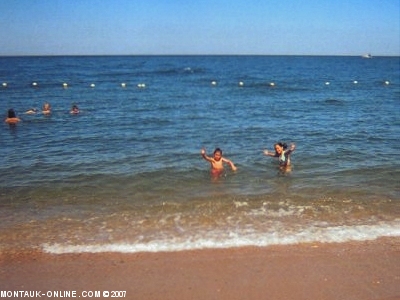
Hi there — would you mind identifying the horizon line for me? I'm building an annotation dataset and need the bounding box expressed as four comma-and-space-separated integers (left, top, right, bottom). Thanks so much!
0, 53, 399, 58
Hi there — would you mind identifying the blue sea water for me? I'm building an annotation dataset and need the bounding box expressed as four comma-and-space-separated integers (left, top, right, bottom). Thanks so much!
0, 55, 399, 253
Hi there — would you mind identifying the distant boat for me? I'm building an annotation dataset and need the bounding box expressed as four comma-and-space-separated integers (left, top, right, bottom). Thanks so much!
361, 54, 372, 59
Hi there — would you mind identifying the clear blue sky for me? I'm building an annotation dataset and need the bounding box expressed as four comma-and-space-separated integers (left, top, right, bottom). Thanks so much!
1, 0, 399, 56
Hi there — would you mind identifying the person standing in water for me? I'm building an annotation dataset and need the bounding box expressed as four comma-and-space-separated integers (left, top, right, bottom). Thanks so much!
201, 148, 237, 176
264, 142, 296, 169
5, 109, 21, 124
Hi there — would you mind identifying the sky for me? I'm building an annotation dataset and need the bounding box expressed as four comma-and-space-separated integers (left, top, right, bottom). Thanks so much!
0, 0, 399, 56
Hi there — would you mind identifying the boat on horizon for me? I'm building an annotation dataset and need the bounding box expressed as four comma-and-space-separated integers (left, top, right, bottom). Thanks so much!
361, 53, 372, 58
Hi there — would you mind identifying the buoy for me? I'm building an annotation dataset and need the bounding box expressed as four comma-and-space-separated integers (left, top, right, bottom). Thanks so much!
384, 81, 390, 85
121, 83, 126, 88
63, 83, 68, 88
269, 82, 275, 87
90, 83, 95, 88
353, 80, 358, 84
238, 81, 244, 87
325, 82, 330, 85
137, 83, 146, 88
211, 81, 217, 86
2, 82, 7, 88
32, 82, 38, 87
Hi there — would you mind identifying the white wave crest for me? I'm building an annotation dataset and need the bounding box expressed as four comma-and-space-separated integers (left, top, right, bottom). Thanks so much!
43, 221, 400, 254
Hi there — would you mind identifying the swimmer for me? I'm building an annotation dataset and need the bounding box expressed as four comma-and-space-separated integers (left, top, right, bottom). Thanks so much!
5, 109, 21, 124
201, 148, 237, 176
264, 142, 296, 169
25, 108, 38, 114
42, 102, 51, 115
70, 104, 80, 114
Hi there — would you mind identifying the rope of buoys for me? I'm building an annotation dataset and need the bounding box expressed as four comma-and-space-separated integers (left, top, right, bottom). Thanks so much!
0, 80, 394, 89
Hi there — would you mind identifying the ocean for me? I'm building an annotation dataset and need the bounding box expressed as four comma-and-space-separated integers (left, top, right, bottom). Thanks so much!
0, 55, 399, 253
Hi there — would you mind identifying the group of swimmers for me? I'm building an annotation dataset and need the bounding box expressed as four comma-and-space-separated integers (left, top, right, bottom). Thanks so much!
24, 102, 53, 115
5, 104, 294, 172
201, 142, 296, 174
4, 103, 80, 124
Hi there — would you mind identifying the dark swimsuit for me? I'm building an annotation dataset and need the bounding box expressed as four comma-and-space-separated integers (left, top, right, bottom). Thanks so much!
275, 149, 293, 167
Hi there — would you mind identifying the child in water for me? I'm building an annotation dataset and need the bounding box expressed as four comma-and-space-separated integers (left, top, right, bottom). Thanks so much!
201, 148, 237, 176
42, 102, 51, 115
264, 142, 296, 169
70, 104, 80, 114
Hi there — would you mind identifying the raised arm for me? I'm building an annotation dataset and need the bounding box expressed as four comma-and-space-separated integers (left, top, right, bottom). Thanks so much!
201, 148, 213, 162
285, 143, 296, 154
263, 150, 276, 157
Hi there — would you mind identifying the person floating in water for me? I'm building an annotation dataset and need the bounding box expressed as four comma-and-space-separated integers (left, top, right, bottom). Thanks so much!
5, 109, 21, 124
201, 148, 237, 176
264, 142, 296, 169
70, 104, 80, 114
42, 102, 51, 115
25, 108, 38, 114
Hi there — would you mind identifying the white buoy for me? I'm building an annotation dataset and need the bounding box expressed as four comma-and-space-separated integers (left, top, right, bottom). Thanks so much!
121, 83, 126, 88
90, 83, 95, 88
63, 83, 68, 88
269, 82, 275, 87
353, 80, 358, 84
2, 82, 7, 88
137, 83, 146, 88
384, 81, 390, 85
32, 82, 38, 87
238, 81, 244, 87
325, 82, 330, 85
211, 81, 217, 86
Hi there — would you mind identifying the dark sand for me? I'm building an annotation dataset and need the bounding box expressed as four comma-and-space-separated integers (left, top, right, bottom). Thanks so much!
1, 238, 399, 300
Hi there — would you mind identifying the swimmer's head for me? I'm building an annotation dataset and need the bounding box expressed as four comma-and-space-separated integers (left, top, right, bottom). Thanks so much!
213, 148, 222, 161
7, 109, 16, 118
274, 142, 287, 154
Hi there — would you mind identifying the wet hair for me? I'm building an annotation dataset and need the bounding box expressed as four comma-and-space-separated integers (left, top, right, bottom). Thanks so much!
214, 148, 222, 155
274, 142, 288, 154
7, 109, 16, 118
274, 142, 287, 149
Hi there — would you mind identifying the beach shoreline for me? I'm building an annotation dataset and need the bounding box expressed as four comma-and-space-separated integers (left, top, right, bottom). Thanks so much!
1, 237, 399, 300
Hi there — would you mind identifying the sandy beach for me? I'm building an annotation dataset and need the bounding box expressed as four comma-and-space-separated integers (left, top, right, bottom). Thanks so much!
1, 238, 399, 300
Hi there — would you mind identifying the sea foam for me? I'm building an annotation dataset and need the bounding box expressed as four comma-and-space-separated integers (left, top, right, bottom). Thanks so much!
43, 221, 400, 254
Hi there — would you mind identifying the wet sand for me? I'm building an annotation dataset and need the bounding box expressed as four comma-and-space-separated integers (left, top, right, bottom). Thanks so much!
1, 238, 399, 300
